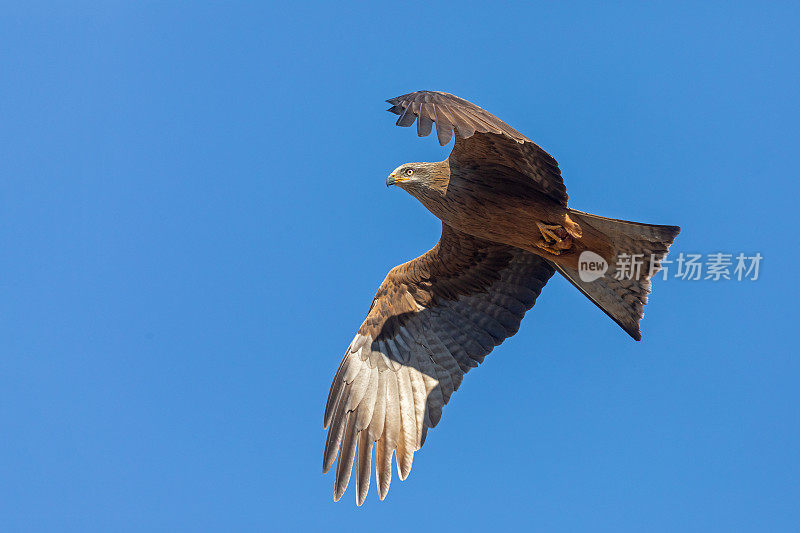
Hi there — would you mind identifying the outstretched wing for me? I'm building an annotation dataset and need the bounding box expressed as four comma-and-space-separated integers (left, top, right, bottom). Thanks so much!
323, 223, 555, 504
386, 90, 568, 205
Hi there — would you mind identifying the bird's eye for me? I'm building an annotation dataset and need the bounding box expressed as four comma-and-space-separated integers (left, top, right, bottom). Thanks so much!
404, 168, 414, 176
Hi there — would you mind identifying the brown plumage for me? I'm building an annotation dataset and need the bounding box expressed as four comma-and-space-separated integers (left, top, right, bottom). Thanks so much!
323, 91, 680, 504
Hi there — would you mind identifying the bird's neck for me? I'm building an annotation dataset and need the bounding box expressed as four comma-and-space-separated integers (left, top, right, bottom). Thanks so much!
426, 160, 451, 195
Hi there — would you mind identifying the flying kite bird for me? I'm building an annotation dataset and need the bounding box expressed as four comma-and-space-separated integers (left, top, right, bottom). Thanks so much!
323, 91, 680, 504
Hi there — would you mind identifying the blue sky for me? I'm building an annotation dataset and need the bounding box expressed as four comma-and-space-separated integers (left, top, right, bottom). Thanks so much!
1, 2, 798, 531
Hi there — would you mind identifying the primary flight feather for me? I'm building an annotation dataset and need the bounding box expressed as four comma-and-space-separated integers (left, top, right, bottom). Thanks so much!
323, 91, 680, 504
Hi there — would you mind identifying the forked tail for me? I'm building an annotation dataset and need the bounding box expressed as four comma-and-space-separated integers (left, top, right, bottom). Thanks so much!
555, 209, 680, 340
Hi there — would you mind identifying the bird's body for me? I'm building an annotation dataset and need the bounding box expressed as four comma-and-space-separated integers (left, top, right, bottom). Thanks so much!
323, 91, 680, 505
398, 159, 608, 272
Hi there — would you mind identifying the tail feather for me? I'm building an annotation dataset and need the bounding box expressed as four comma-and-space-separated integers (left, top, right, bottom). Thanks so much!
556, 209, 680, 340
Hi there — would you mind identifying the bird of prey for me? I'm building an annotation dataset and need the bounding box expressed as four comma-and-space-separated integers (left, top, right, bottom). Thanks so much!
323, 91, 680, 504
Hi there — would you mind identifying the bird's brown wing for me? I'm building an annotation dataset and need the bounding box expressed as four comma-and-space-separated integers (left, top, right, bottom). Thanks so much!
387, 90, 568, 205
323, 223, 555, 504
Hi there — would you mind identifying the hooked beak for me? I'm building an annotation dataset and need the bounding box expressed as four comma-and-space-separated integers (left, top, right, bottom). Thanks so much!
386, 173, 407, 187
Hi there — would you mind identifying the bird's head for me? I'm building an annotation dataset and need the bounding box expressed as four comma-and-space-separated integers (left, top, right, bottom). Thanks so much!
386, 161, 450, 195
